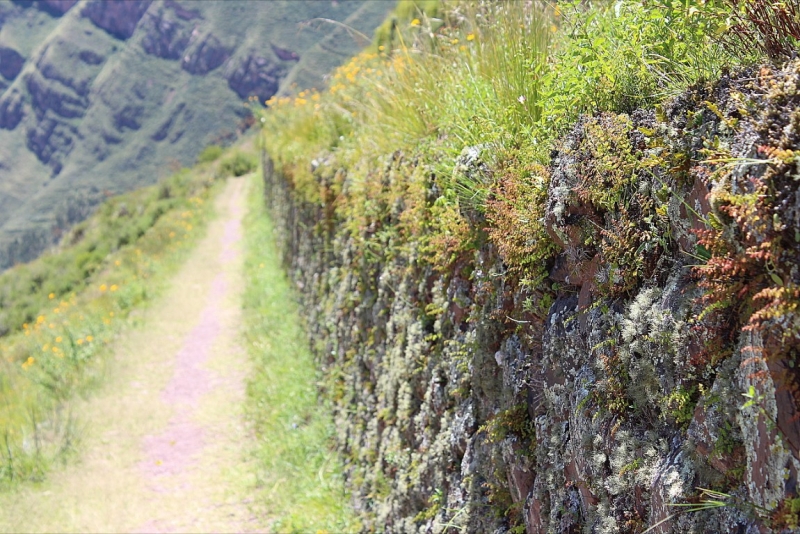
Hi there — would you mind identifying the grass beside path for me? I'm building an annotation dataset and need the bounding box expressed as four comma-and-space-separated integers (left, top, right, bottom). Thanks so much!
242, 172, 356, 533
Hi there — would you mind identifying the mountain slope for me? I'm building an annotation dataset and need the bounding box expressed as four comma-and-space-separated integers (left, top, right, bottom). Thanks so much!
0, 0, 393, 270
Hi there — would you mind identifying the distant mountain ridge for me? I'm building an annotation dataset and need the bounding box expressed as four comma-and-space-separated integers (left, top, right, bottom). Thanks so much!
0, 0, 393, 270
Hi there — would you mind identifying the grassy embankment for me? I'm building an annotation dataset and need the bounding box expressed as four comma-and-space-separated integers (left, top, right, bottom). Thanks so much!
259, 0, 750, 289
0, 147, 256, 489
259, 0, 789, 351
241, 171, 356, 533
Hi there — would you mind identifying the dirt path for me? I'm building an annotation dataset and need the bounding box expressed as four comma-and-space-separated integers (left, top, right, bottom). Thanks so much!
0, 177, 268, 533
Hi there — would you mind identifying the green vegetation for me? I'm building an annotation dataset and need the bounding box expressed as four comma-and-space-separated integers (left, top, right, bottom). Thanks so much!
242, 173, 355, 532
257, 0, 766, 333
0, 166, 218, 340
259, 0, 797, 342
197, 145, 225, 164
0, 160, 223, 489
262, 0, 744, 176
217, 151, 258, 178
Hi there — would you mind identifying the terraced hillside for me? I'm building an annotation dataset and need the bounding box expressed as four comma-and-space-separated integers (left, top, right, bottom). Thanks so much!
0, 0, 393, 270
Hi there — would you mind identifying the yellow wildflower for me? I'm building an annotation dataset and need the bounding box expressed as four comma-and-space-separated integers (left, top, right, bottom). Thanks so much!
410, 18, 420, 26
77, 339, 84, 345
115, 260, 121, 266
467, 33, 475, 41
21, 356, 34, 370
37, 315, 45, 324
100, 284, 108, 292
55, 336, 62, 343
48, 293, 55, 300
86, 335, 94, 343
42, 344, 50, 352
110, 284, 119, 292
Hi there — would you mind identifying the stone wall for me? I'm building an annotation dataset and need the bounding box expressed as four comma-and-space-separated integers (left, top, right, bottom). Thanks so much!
262, 62, 800, 533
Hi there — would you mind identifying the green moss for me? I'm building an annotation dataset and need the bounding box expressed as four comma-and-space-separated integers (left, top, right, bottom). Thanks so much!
479, 403, 536, 449
664, 386, 699, 429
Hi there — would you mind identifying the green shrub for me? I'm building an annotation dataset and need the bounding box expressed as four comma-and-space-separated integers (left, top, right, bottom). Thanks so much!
197, 144, 224, 164
217, 152, 257, 178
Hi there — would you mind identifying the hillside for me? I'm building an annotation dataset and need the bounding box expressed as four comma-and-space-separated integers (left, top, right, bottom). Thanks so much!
0, 0, 393, 271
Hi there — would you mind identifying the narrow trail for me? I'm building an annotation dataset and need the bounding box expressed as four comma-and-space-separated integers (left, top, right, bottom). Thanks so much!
0, 177, 268, 533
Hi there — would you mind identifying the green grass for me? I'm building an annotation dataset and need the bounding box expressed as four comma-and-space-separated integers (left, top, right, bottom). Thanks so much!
242, 172, 356, 533
217, 151, 258, 179
258, 0, 764, 277
0, 154, 231, 489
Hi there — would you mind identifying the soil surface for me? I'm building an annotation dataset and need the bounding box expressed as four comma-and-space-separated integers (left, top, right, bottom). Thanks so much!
0, 177, 269, 533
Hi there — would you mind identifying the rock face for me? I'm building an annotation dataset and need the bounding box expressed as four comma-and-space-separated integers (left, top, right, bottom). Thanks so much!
0, 46, 24, 81
140, 8, 194, 60
271, 43, 299, 62
181, 33, 229, 75
82, 0, 152, 40
38, 0, 78, 16
226, 53, 286, 102
0, 88, 24, 129
263, 61, 800, 533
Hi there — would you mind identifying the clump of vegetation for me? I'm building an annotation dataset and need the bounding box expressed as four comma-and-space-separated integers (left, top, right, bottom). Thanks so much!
259, 0, 744, 276
197, 144, 224, 164
721, 0, 800, 61
0, 165, 220, 488
217, 151, 258, 178
0, 170, 216, 340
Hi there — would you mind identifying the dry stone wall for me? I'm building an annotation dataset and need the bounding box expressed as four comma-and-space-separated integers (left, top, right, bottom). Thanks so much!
262, 62, 800, 533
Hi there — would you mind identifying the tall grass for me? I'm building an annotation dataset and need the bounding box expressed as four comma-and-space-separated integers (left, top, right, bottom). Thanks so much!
242, 173, 356, 532
261, 0, 744, 209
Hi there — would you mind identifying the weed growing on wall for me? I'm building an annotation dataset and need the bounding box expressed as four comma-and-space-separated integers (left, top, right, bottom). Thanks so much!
258, 0, 744, 280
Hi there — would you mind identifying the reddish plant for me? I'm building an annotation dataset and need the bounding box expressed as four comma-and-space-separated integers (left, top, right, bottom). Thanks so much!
722, 0, 800, 61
